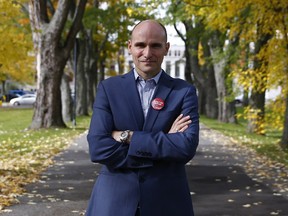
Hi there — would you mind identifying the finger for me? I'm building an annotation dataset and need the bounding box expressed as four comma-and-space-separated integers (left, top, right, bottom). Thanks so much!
177, 119, 192, 132
177, 115, 190, 124
180, 119, 192, 127
179, 125, 188, 132
171, 114, 183, 128
175, 114, 189, 125
180, 120, 192, 129
174, 116, 190, 131
175, 114, 184, 123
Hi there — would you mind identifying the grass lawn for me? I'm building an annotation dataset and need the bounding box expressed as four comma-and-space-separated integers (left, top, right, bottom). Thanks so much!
0, 107, 91, 210
200, 115, 288, 166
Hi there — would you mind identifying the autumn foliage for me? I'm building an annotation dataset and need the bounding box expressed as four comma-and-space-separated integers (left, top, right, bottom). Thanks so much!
0, 0, 34, 85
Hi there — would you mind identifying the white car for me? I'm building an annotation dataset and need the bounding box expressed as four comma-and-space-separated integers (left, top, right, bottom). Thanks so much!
9, 94, 36, 106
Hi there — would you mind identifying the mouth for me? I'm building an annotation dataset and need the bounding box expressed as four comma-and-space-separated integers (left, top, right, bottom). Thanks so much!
140, 60, 156, 63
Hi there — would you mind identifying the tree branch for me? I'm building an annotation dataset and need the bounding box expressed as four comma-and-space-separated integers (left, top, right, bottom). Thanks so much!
47, 0, 55, 15
47, 0, 70, 43
63, 0, 87, 59
39, 0, 49, 23
173, 23, 186, 43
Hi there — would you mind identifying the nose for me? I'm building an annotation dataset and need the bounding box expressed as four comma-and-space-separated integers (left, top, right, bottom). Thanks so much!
143, 46, 152, 59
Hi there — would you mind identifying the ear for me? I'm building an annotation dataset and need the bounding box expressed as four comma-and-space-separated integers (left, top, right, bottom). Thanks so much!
128, 40, 132, 54
165, 42, 170, 56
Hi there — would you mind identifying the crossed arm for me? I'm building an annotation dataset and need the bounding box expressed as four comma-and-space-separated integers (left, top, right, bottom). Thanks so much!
112, 114, 192, 143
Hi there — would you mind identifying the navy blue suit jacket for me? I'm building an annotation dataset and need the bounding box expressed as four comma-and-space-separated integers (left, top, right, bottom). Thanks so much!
86, 70, 199, 216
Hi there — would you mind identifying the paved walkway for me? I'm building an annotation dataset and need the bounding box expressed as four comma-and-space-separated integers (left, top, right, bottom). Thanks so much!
1, 126, 288, 216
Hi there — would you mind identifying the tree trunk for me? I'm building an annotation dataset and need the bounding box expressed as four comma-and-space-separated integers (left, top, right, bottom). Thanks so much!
281, 93, 288, 148
99, 51, 106, 82
118, 48, 125, 75
247, 31, 272, 134
280, 10, 288, 148
31, 43, 66, 128
85, 29, 97, 109
1, 81, 5, 94
183, 20, 218, 118
86, 25, 109, 108
204, 70, 218, 119
209, 29, 238, 123
184, 45, 193, 84
76, 38, 88, 116
87, 60, 97, 108
200, 34, 218, 119
196, 85, 206, 115
247, 90, 265, 134
211, 50, 237, 123
28, 0, 87, 129
213, 58, 228, 121
61, 73, 73, 122
242, 90, 249, 107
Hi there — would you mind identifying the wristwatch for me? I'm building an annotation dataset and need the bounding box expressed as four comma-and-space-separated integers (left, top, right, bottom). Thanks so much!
119, 130, 130, 143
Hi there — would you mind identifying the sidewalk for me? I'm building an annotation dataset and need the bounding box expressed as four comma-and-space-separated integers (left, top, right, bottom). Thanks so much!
1, 126, 288, 216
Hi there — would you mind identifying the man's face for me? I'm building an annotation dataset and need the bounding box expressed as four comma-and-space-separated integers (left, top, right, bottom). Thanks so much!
128, 21, 170, 79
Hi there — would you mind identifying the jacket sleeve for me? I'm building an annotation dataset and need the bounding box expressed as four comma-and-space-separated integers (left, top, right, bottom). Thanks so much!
128, 85, 199, 164
87, 82, 153, 169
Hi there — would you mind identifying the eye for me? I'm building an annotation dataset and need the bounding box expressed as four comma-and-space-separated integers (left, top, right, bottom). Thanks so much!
134, 42, 146, 48
151, 43, 162, 48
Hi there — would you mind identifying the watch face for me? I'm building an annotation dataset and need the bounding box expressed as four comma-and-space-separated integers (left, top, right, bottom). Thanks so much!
121, 131, 128, 138
120, 131, 129, 143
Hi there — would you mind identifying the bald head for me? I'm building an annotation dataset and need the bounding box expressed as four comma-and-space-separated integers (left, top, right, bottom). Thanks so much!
130, 20, 168, 42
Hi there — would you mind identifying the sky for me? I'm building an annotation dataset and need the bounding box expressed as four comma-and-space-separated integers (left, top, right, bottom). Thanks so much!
166, 25, 185, 46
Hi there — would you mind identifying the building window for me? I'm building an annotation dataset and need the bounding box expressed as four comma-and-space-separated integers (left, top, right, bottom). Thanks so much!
166, 61, 171, 75
175, 61, 180, 77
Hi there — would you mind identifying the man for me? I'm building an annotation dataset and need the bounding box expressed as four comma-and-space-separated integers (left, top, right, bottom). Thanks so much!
86, 20, 199, 216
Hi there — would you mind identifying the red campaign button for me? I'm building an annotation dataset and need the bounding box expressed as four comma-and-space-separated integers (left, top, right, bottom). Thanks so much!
151, 98, 164, 110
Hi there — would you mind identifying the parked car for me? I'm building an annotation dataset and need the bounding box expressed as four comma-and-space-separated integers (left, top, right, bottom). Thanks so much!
8, 89, 27, 96
9, 94, 36, 106
0, 93, 20, 102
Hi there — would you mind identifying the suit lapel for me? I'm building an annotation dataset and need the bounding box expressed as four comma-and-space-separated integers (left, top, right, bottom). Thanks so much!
143, 72, 174, 131
120, 71, 145, 130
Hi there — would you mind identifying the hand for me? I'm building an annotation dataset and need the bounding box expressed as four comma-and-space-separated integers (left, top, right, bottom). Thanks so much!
168, 114, 192, 134
112, 131, 122, 142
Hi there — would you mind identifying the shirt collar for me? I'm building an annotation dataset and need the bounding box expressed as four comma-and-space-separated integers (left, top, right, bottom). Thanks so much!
133, 69, 162, 84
